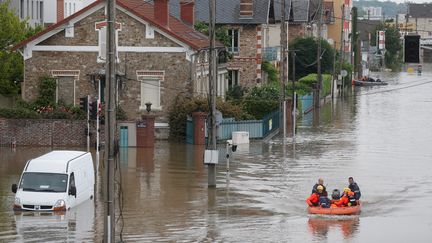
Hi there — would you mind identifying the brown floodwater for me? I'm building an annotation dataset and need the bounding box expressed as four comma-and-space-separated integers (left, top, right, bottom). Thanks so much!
1, 68, 432, 242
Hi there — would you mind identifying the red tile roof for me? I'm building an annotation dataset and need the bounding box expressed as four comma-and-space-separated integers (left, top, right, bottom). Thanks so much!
14, 0, 213, 51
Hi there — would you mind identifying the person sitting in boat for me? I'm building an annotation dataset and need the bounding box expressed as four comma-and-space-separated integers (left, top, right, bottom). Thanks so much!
306, 185, 324, 207
311, 178, 327, 194
333, 188, 353, 207
348, 177, 361, 200
318, 191, 331, 208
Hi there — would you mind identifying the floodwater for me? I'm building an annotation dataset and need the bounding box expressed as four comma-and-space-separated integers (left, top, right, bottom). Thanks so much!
1, 67, 432, 242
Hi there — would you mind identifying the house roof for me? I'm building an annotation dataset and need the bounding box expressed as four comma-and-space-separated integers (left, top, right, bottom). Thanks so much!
357, 20, 381, 41
273, 0, 292, 22
408, 3, 432, 18
291, 0, 309, 23
309, 0, 333, 24
190, 0, 271, 24
13, 0, 214, 51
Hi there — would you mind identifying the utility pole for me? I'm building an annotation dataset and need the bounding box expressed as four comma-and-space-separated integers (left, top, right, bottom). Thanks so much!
292, 51, 296, 143
315, 0, 323, 108
207, 0, 217, 187
280, 0, 287, 140
104, 0, 116, 241
340, 3, 345, 95
332, 43, 336, 98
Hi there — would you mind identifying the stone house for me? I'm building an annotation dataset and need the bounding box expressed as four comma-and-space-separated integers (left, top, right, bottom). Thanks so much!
13, 0, 226, 123
169, 0, 316, 87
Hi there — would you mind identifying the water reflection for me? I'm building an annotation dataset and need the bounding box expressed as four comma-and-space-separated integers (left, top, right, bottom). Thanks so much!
308, 217, 360, 239
12, 199, 95, 242
1, 67, 432, 242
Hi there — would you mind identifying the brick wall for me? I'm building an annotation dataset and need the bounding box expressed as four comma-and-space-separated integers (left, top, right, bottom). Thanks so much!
0, 118, 168, 146
0, 118, 86, 146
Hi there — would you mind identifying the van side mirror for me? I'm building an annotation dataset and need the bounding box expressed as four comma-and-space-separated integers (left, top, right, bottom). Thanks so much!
11, 184, 17, 193
69, 186, 77, 197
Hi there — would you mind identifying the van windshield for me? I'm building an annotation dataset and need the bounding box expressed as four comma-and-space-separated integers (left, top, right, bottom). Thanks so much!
19, 173, 68, 193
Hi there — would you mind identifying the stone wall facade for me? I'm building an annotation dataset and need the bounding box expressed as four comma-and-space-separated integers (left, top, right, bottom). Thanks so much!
225, 24, 262, 88
23, 8, 193, 122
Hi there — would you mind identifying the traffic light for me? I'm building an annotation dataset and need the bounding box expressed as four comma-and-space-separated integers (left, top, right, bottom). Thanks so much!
79, 97, 88, 112
89, 100, 98, 120
404, 35, 420, 63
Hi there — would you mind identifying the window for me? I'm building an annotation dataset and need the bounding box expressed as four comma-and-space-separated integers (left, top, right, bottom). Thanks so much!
36, 0, 39, 19
31, 0, 34, 19
27, 0, 29, 17
228, 70, 239, 87
96, 22, 120, 63
137, 71, 164, 110
140, 78, 161, 110
56, 76, 75, 105
20, 0, 24, 19
228, 29, 239, 54
20, 172, 68, 193
40, 1, 43, 23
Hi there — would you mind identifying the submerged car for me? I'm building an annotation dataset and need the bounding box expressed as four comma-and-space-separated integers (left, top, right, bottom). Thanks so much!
11, 151, 95, 211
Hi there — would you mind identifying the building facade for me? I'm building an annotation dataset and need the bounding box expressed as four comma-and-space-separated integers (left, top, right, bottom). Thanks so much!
3, 0, 95, 27
13, 0, 226, 121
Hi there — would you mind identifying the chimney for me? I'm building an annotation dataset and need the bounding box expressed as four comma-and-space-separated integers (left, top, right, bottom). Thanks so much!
57, 0, 65, 22
154, 0, 169, 27
180, 0, 195, 26
240, 0, 253, 18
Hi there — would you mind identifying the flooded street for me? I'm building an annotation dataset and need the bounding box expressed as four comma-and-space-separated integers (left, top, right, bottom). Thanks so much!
1, 68, 432, 242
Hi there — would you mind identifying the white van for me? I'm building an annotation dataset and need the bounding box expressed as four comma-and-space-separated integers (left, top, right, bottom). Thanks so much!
11, 150, 95, 211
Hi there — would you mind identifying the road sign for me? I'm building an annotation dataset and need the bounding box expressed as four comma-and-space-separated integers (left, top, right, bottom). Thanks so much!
341, 70, 348, 77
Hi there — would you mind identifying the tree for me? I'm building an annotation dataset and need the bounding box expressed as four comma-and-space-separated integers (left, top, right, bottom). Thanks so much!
288, 37, 335, 81
0, 1, 42, 96
370, 23, 402, 71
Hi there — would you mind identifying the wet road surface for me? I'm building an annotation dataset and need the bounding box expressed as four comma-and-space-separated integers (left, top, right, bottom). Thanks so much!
1, 68, 432, 242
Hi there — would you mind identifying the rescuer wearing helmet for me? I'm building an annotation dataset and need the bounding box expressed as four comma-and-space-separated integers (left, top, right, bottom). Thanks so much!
333, 188, 352, 207
311, 178, 327, 194
306, 185, 324, 207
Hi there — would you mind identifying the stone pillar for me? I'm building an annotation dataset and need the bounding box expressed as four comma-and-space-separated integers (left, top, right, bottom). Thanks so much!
192, 112, 207, 145
136, 115, 155, 147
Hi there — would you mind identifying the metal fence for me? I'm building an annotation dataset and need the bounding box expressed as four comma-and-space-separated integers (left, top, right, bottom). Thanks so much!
186, 110, 280, 143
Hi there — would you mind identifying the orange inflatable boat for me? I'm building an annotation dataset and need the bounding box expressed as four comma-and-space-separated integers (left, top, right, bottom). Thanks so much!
307, 202, 361, 215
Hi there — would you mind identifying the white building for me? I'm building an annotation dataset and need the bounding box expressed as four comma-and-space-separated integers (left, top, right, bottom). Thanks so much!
363, 6, 382, 20
3, 0, 95, 27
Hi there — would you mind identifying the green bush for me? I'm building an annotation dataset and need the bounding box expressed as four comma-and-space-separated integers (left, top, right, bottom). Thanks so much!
298, 74, 332, 97
0, 107, 40, 119
248, 84, 279, 100
242, 99, 279, 120
262, 61, 278, 84
226, 85, 246, 102
35, 76, 56, 107
168, 94, 254, 140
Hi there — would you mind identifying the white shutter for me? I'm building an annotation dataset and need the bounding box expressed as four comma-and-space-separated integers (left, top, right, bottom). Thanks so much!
98, 27, 107, 62
141, 79, 160, 109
